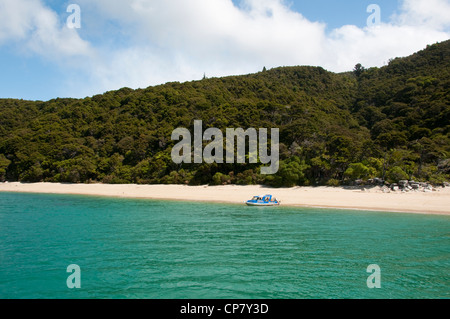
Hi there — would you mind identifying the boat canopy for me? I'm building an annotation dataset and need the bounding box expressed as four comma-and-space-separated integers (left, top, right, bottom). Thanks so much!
250, 195, 278, 202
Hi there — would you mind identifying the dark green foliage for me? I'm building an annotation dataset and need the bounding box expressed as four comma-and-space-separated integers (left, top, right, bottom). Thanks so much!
344, 163, 372, 181
0, 40, 449, 186
0, 154, 11, 182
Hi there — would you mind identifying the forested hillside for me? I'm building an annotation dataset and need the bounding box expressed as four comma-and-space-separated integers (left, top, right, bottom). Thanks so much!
0, 40, 449, 186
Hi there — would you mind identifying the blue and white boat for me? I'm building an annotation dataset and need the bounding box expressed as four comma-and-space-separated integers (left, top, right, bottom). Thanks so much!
245, 195, 280, 206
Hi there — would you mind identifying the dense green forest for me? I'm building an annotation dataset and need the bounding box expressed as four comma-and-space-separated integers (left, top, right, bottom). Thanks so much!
0, 40, 449, 186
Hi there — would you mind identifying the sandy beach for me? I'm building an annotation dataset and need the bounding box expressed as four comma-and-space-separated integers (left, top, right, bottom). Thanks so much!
1, 182, 449, 215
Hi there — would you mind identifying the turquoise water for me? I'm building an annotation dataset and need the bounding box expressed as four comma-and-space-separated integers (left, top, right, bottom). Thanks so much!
0, 192, 449, 299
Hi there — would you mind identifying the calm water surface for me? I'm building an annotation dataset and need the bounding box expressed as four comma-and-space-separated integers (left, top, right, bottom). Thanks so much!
0, 192, 448, 299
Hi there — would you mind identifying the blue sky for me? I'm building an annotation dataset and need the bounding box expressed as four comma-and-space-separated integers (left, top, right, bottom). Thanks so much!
0, 0, 449, 101
287, 0, 400, 30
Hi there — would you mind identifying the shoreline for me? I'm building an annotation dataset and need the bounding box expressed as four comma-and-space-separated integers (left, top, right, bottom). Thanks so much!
0, 182, 449, 216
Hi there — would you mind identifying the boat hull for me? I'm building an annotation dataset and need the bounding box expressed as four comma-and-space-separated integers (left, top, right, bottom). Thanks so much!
245, 201, 280, 206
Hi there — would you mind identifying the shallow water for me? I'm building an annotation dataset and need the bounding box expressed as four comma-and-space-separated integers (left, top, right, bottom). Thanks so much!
0, 192, 448, 299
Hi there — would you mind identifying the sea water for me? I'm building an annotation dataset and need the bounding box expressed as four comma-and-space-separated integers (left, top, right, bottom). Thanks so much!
0, 192, 448, 299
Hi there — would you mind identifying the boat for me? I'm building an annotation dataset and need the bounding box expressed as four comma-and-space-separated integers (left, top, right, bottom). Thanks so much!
245, 195, 280, 206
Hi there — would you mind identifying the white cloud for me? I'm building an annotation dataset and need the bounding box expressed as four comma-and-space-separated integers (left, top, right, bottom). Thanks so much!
0, 0, 449, 99
394, 0, 450, 30
325, 0, 450, 71
0, 0, 34, 42
0, 0, 92, 59
325, 24, 448, 72
73, 0, 329, 95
